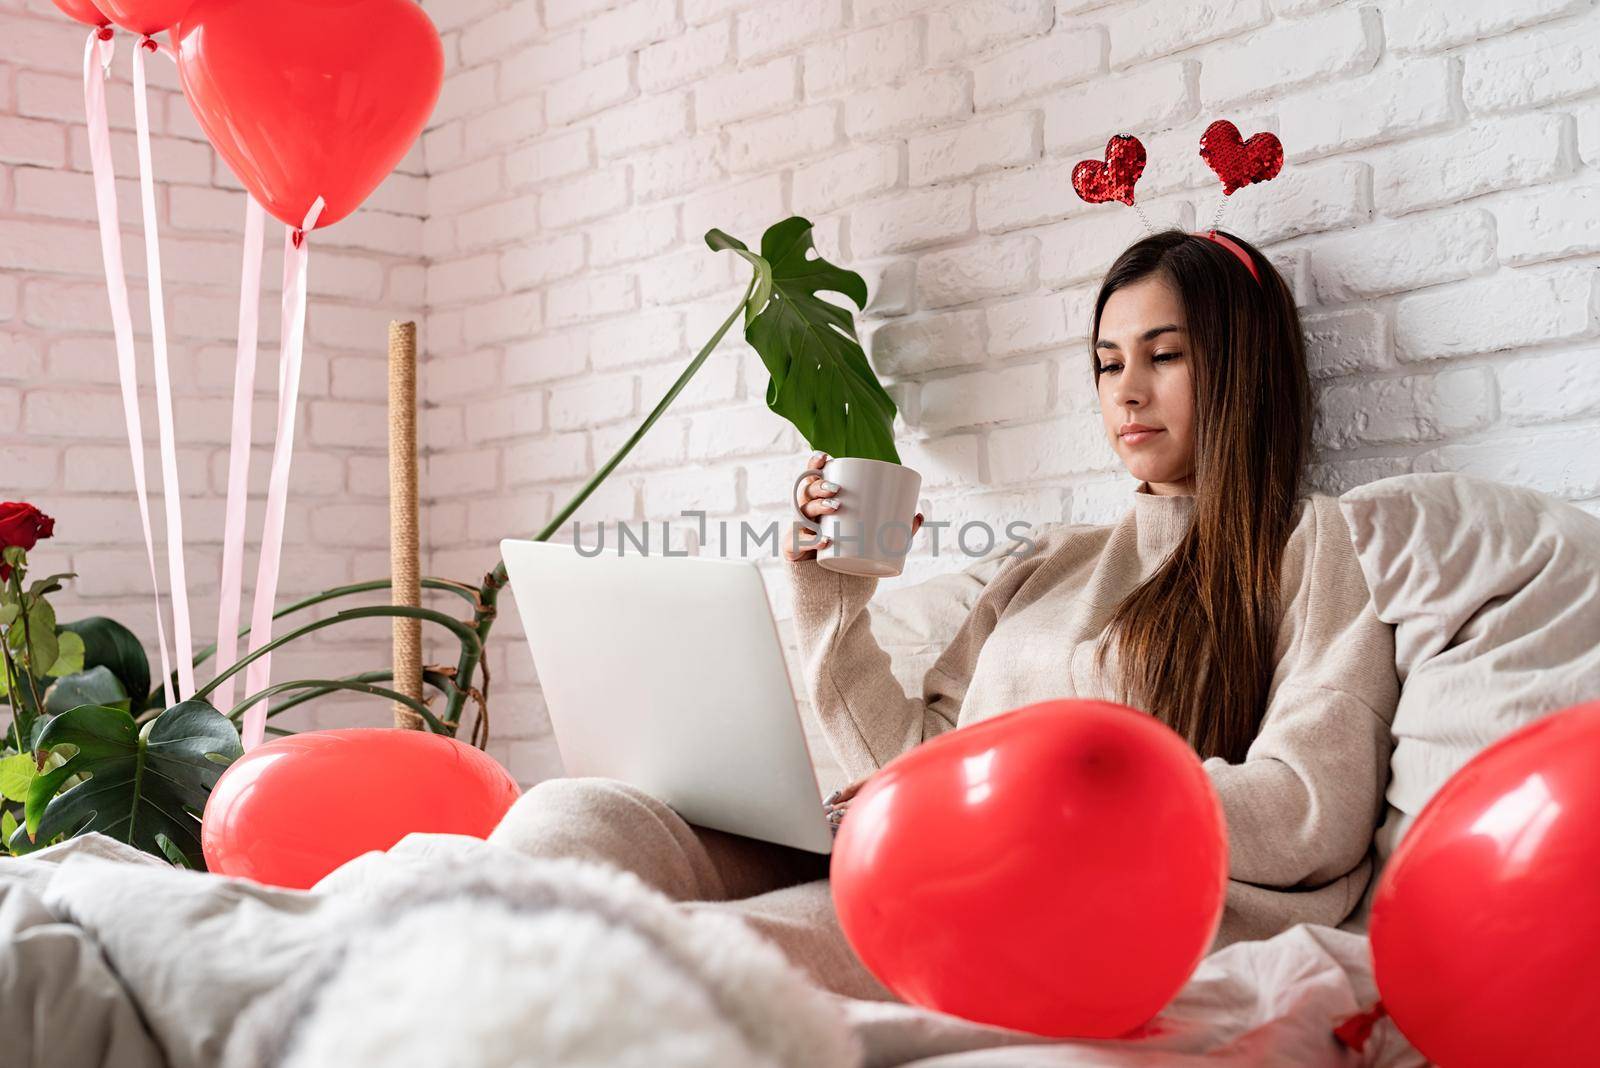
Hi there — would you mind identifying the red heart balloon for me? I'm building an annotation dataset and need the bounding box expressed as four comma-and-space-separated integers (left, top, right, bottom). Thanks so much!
1071, 134, 1147, 206
831, 699, 1227, 1038
174, 0, 443, 231
1370, 700, 1600, 1068
1198, 119, 1283, 196
51, 0, 111, 27
95, 0, 192, 34
201, 727, 523, 889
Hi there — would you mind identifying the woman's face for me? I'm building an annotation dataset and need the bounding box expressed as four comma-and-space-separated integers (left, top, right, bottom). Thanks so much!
1095, 275, 1197, 496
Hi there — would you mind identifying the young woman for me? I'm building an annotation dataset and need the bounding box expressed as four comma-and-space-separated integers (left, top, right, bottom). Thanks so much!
790, 227, 1399, 950
489, 227, 1399, 1000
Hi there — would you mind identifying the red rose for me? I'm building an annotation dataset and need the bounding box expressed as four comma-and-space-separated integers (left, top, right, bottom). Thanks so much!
0, 502, 55, 583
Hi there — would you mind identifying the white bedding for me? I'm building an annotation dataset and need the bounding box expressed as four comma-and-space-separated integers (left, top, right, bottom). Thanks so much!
0, 832, 1426, 1068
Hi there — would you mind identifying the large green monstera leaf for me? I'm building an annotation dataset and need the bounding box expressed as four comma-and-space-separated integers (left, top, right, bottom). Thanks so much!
707, 217, 901, 463
11, 700, 242, 867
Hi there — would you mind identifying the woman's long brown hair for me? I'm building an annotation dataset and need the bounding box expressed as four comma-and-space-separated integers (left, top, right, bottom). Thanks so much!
1089, 228, 1312, 764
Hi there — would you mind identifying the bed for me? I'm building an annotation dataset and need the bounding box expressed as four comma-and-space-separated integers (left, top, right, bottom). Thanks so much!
1, 830, 1422, 1068
4, 472, 1594, 1067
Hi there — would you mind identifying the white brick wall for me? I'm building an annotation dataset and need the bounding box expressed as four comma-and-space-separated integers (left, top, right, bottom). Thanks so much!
0, 0, 428, 733
8, 0, 1600, 791
417, 0, 1600, 788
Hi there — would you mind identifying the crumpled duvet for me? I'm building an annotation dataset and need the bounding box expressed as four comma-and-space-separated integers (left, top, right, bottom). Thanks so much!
0, 833, 1426, 1068
834, 923, 1424, 1067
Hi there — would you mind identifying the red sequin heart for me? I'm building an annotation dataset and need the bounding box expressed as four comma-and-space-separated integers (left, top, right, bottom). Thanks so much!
1198, 120, 1283, 196
1071, 134, 1147, 206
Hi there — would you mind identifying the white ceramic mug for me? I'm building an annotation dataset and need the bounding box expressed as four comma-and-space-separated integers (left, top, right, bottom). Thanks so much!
793, 457, 923, 577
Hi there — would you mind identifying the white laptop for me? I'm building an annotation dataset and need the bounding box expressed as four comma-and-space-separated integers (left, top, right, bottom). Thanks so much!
500, 537, 837, 854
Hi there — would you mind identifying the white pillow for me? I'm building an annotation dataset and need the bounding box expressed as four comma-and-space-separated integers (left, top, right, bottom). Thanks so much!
1337, 472, 1600, 867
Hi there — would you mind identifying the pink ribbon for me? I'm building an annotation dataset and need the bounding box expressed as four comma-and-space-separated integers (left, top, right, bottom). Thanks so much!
240, 196, 325, 751
82, 28, 176, 711
211, 196, 266, 714
132, 37, 195, 703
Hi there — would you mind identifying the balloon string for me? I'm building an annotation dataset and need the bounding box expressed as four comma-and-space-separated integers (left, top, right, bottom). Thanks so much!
132, 38, 195, 703
212, 195, 266, 714
240, 195, 325, 751
83, 27, 176, 716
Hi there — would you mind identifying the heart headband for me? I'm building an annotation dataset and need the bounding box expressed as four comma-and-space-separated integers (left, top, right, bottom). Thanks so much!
1071, 120, 1284, 286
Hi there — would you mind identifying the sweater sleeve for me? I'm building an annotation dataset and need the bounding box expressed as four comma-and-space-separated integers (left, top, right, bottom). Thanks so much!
783, 534, 1039, 783
1201, 495, 1401, 891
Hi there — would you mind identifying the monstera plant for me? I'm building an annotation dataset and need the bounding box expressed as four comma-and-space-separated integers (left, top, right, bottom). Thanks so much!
708, 217, 900, 463
6, 216, 898, 867
425, 216, 901, 760
420, 216, 898, 767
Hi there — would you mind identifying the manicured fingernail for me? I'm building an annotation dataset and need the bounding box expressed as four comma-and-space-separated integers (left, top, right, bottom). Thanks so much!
819, 481, 839, 492
818, 499, 840, 510
810, 450, 824, 462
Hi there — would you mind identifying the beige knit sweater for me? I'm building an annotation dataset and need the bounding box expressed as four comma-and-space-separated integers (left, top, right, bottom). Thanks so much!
784, 480, 1400, 950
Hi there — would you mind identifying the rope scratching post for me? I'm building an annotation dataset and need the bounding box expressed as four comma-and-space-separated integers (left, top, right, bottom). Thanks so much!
388, 320, 424, 730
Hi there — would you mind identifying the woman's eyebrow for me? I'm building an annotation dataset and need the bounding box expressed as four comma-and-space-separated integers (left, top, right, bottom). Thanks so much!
1095, 324, 1187, 351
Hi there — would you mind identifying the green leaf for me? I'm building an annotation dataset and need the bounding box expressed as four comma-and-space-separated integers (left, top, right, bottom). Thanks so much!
21, 599, 57, 680
44, 664, 129, 716
28, 714, 53, 752
27, 572, 75, 600
712, 217, 899, 463
1, 807, 17, 853
46, 630, 85, 678
156, 834, 194, 868
1, 546, 24, 568
0, 603, 18, 628
16, 700, 243, 867
704, 228, 773, 329
0, 753, 35, 802
60, 617, 150, 711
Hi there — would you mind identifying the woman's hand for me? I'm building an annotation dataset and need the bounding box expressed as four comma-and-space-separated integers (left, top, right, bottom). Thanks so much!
823, 773, 872, 835
783, 450, 923, 563
783, 450, 837, 562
